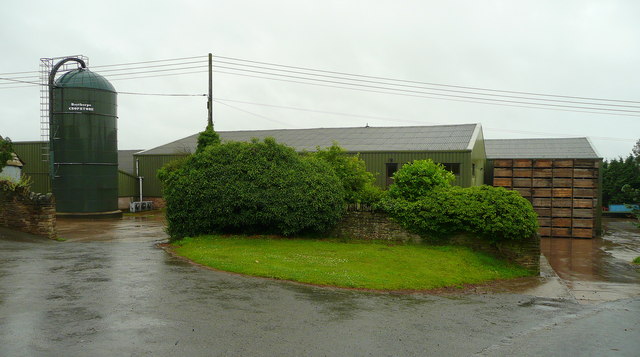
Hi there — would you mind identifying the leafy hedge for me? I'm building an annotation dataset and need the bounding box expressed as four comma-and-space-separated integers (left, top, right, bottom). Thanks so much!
0, 136, 13, 170
387, 159, 455, 201
159, 137, 346, 239
602, 155, 640, 206
380, 159, 538, 242
382, 186, 538, 242
196, 125, 221, 153
310, 143, 383, 204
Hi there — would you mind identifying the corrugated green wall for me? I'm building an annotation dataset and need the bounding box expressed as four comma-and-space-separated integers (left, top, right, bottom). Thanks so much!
118, 170, 138, 197
12, 142, 50, 193
135, 151, 477, 197
357, 151, 473, 187
134, 132, 487, 197
134, 154, 188, 197
13, 141, 140, 198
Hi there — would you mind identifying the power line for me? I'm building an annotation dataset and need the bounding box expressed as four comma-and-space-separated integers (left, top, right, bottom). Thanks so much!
105, 70, 209, 81
0, 77, 41, 85
99, 65, 207, 77
3, 53, 639, 110
213, 54, 640, 104
213, 99, 295, 128
212, 70, 640, 118
0, 74, 39, 81
4, 62, 640, 118
0, 69, 39, 76
3, 53, 639, 119
0, 55, 208, 77
213, 97, 636, 142
211, 65, 640, 114
0, 84, 36, 90
90, 55, 207, 68
212, 59, 640, 109
92, 60, 207, 74
119, 91, 206, 97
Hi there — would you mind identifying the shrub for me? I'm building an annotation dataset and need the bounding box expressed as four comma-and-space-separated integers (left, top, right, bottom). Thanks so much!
0, 136, 13, 170
387, 159, 455, 201
195, 125, 221, 153
311, 143, 381, 204
160, 137, 345, 239
602, 155, 640, 206
382, 186, 538, 242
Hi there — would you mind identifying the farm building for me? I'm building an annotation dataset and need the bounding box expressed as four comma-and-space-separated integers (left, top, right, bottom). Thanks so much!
12, 142, 141, 209
133, 123, 487, 197
485, 138, 602, 238
13, 126, 604, 240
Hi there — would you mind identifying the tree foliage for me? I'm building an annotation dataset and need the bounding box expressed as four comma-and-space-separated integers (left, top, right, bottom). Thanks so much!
195, 124, 221, 153
382, 186, 538, 242
310, 143, 382, 204
380, 159, 538, 242
602, 155, 640, 205
387, 159, 455, 201
0, 136, 13, 170
159, 137, 345, 240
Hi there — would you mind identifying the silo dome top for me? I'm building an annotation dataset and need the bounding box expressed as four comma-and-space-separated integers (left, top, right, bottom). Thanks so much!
55, 68, 116, 92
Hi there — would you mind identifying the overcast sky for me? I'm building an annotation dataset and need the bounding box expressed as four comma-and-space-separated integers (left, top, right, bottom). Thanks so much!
1, 0, 639, 159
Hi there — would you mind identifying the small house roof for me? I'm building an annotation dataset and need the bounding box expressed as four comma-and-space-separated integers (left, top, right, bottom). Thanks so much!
485, 138, 600, 159
6, 153, 24, 167
137, 123, 481, 155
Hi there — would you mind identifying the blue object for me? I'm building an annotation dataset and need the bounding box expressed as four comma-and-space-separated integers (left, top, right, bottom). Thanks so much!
609, 204, 639, 213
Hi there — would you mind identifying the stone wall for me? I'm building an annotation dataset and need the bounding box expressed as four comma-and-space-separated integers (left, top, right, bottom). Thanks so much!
0, 181, 56, 239
331, 209, 540, 273
449, 234, 540, 272
330, 210, 422, 242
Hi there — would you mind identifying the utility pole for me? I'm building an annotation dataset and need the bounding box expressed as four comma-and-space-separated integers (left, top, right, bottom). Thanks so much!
207, 53, 213, 128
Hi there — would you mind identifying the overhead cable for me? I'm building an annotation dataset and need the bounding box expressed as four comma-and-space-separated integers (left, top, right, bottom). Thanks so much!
213, 54, 640, 104
212, 97, 636, 142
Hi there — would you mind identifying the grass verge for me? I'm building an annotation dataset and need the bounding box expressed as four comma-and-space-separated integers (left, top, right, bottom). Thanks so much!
171, 235, 534, 290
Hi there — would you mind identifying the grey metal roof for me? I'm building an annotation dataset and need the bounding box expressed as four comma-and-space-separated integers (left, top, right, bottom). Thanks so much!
138, 124, 481, 155
485, 138, 600, 159
118, 150, 143, 174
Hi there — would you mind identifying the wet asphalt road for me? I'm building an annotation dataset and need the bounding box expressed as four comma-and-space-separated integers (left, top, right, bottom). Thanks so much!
0, 218, 639, 356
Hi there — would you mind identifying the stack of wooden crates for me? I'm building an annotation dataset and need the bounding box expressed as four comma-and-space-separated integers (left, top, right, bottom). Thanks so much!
492, 158, 600, 238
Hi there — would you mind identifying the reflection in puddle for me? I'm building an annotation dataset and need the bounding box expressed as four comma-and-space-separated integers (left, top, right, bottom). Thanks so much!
540, 218, 640, 303
56, 213, 168, 243
540, 220, 640, 284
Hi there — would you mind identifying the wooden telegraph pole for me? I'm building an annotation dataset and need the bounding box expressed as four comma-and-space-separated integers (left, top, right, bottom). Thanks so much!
207, 53, 213, 128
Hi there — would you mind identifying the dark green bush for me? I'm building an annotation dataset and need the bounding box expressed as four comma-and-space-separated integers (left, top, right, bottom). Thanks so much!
382, 186, 538, 242
195, 125, 221, 153
159, 137, 346, 240
311, 143, 382, 204
387, 159, 455, 201
0, 136, 13, 170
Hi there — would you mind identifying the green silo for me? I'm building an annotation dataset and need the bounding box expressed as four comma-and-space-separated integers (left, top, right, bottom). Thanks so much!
51, 68, 119, 215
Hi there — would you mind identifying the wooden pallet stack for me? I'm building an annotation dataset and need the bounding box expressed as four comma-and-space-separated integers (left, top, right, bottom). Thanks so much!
492, 159, 599, 238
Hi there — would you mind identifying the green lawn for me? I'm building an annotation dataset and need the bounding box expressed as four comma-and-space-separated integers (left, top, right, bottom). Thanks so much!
171, 236, 534, 290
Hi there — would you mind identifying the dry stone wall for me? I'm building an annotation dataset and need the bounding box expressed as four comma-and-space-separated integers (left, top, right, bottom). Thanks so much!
0, 181, 56, 239
331, 208, 540, 273
330, 210, 422, 242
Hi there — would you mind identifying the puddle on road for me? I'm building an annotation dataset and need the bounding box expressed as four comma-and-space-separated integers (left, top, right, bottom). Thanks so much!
541, 219, 640, 283
539, 218, 640, 303
51, 214, 639, 304
56, 212, 168, 243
